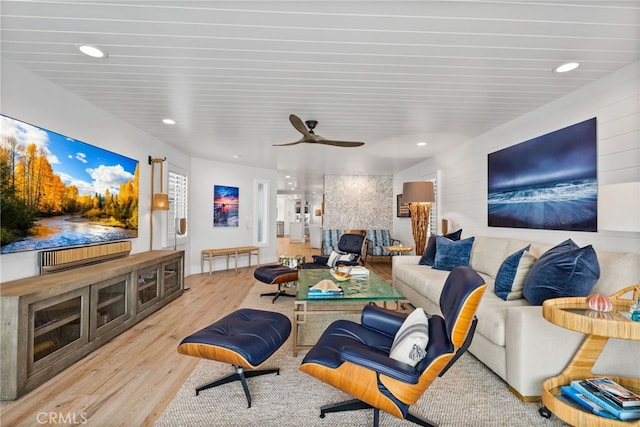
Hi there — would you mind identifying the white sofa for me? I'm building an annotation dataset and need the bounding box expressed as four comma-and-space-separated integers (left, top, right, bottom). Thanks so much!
392, 235, 640, 400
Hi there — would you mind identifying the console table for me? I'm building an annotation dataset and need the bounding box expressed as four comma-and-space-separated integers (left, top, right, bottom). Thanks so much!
200, 246, 260, 274
0, 250, 184, 400
540, 285, 640, 426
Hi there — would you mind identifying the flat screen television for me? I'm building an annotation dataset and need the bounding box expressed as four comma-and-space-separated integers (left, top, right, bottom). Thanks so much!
1, 114, 139, 254
487, 117, 597, 232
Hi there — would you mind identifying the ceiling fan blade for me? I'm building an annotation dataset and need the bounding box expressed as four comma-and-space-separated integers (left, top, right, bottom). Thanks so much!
273, 136, 307, 146
315, 136, 365, 147
273, 141, 303, 147
289, 114, 311, 138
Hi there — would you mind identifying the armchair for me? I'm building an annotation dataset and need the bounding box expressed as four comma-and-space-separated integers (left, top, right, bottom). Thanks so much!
365, 229, 401, 263
299, 266, 486, 426
302, 233, 366, 269
320, 229, 343, 256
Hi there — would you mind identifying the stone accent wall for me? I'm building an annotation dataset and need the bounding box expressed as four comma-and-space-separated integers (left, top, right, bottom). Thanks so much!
323, 175, 393, 230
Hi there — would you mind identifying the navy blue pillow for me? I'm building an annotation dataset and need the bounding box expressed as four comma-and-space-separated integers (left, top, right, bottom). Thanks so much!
538, 239, 578, 261
432, 236, 475, 271
494, 245, 530, 300
523, 241, 600, 305
419, 229, 463, 266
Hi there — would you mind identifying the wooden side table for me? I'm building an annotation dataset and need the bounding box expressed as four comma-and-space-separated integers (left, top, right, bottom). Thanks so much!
540, 284, 640, 426
384, 245, 414, 256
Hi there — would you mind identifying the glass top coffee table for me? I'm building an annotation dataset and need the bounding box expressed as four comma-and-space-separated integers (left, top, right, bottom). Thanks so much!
292, 268, 405, 356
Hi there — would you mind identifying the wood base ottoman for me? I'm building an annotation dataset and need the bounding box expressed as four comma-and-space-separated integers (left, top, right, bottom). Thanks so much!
254, 264, 299, 303
177, 308, 292, 408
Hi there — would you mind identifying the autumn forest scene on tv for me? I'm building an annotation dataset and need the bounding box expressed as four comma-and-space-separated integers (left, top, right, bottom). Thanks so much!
1, 115, 139, 254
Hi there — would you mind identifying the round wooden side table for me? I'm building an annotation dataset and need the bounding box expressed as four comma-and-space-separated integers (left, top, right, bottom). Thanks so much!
540, 284, 640, 426
384, 245, 414, 256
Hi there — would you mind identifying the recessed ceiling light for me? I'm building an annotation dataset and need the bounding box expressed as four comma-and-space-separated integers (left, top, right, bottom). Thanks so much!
285, 175, 291, 178
78, 44, 108, 59
162, 118, 176, 125
417, 142, 427, 146
233, 154, 242, 159
554, 62, 579, 73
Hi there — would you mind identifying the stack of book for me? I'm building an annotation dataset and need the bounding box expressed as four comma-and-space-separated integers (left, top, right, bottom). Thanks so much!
308, 279, 344, 298
338, 265, 369, 276
559, 377, 640, 421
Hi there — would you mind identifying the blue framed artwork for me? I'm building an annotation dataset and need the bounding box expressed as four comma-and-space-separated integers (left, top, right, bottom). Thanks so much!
1, 114, 139, 254
213, 185, 239, 227
488, 118, 597, 232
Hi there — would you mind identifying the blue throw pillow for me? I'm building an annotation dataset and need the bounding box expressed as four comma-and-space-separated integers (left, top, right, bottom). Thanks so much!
419, 229, 463, 266
494, 245, 536, 301
432, 236, 475, 271
538, 238, 578, 261
523, 241, 600, 305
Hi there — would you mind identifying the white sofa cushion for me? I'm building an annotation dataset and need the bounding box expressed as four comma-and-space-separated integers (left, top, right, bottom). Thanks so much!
592, 251, 640, 295
393, 264, 450, 304
476, 289, 530, 347
470, 236, 510, 278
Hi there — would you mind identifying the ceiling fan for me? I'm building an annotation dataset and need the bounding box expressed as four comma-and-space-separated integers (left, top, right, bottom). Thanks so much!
273, 114, 365, 147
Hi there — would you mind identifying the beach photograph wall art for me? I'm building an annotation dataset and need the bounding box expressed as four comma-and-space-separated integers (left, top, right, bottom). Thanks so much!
487, 117, 597, 232
213, 185, 239, 227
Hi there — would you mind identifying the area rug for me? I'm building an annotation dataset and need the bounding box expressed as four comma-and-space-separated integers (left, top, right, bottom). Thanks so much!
155, 281, 568, 426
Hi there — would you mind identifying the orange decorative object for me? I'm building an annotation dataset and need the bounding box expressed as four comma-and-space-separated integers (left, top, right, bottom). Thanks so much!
586, 293, 614, 312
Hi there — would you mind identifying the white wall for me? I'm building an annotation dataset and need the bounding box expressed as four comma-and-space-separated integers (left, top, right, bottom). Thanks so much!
0, 58, 279, 282
189, 158, 278, 274
0, 59, 190, 282
394, 61, 640, 254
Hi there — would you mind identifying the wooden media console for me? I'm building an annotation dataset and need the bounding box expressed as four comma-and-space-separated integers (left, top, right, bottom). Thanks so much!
0, 250, 184, 400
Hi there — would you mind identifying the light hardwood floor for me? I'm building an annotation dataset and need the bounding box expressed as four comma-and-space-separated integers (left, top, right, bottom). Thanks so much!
0, 238, 392, 427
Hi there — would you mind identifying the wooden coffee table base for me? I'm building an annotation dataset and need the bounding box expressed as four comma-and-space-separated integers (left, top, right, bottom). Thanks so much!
292, 300, 403, 357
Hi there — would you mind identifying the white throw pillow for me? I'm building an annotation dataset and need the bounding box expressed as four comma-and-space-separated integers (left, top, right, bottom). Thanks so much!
389, 308, 430, 367
326, 251, 355, 267
327, 251, 340, 267
508, 250, 538, 300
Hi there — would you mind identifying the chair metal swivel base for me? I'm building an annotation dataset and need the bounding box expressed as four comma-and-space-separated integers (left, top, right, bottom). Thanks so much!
260, 282, 296, 303
254, 265, 299, 303
195, 365, 280, 408
319, 399, 436, 427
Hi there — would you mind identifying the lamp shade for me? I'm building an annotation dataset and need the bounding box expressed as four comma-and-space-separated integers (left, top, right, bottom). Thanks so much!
402, 181, 435, 203
152, 193, 170, 210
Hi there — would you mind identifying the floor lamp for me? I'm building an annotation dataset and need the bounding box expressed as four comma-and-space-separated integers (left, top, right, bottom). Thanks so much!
402, 181, 435, 256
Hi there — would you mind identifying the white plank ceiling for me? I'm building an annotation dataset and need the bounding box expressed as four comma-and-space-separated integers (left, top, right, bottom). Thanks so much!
1, 0, 639, 195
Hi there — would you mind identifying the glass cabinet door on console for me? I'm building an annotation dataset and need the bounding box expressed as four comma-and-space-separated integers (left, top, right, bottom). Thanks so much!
136, 266, 160, 312
28, 288, 89, 376
162, 258, 182, 298
90, 275, 131, 340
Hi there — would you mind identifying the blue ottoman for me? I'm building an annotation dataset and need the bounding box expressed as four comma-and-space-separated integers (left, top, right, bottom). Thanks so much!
254, 264, 298, 303
178, 308, 291, 407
